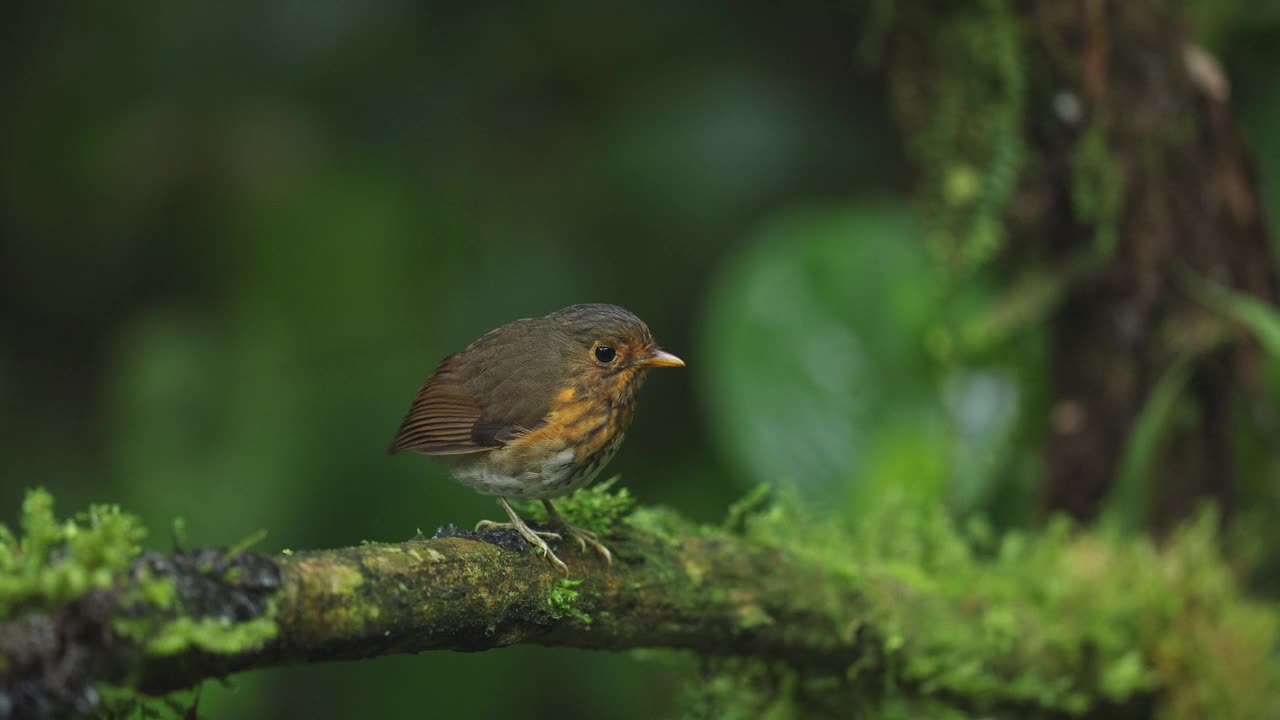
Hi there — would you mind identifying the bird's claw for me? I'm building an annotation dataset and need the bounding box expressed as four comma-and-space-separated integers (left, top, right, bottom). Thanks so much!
474, 519, 562, 542
532, 542, 570, 575
539, 499, 613, 565
485, 498, 571, 574
559, 524, 613, 564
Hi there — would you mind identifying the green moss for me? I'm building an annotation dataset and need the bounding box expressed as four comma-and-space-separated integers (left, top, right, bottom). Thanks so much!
128, 569, 178, 611
114, 614, 279, 657
624, 506, 687, 549
97, 684, 200, 720
547, 578, 592, 624
723, 483, 771, 532
1071, 114, 1124, 257
2, 488, 281, 674
680, 493, 1280, 719
518, 476, 637, 536
736, 604, 772, 631
676, 657, 876, 720
0, 488, 146, 617
892, 0, 1026, 272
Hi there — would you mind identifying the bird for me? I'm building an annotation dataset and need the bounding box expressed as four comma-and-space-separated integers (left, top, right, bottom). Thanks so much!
388, 303, 685, 574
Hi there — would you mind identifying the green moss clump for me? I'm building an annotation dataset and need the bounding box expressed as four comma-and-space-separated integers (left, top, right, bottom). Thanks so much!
518, 476, 637, 536
114, 615, 279, 656
546, 578, 592, 624
0, 488, 146, 617
2, 489, 280, 662
624, 506, 688, 550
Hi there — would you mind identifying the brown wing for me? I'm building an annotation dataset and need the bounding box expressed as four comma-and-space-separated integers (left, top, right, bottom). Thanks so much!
387, 354, 491, 455
388, 318, 563, 456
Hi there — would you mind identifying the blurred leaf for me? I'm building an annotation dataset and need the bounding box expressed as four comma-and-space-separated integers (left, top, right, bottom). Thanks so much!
701, 204, 1020, 516
1179, 270, 1280, 360
701, 204, 932, 499
1101, 356, 1194, 534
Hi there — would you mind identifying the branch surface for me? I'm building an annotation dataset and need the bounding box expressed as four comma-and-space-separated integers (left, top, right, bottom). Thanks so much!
134, 520, 867, 694
5, 497, 1276, 720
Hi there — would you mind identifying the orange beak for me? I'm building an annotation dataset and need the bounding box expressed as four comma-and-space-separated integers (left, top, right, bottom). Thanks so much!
638, 348, 685, 368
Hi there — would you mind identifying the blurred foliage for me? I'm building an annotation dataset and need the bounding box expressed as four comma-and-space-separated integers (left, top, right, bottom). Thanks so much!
701, 205, 1033, 522
683, 491, 1280, 719
2, 1, 1280, 718
1181, 271, 1280, 360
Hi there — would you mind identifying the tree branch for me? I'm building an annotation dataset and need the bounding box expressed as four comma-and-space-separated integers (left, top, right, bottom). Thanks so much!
3, 497, 1276, 719
132, 520, 868, 694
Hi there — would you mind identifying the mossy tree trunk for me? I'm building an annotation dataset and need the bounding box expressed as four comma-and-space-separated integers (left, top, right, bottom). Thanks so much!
884, 0, 1276, 528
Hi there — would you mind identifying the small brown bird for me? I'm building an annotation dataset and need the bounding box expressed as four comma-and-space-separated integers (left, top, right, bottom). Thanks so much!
388, 304, 684, 574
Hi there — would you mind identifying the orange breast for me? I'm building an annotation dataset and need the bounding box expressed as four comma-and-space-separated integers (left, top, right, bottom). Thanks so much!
504, 370, 641, 466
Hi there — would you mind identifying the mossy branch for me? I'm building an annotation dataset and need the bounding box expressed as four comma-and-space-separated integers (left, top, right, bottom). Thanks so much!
2, 488, 1278, 719
135, 521, 870, 694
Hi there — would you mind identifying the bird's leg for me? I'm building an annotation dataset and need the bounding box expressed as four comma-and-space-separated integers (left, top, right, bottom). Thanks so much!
476, 497, 568, 575
542, 499, 613, 565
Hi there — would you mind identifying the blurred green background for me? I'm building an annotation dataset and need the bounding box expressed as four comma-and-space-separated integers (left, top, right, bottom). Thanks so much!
2, 3, 1279, 718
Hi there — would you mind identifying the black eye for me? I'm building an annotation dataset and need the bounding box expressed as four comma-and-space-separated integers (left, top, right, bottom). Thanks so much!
594, 345, 617, 363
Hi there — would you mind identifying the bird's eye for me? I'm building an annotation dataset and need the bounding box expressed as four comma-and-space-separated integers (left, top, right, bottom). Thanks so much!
594, 345, 617, 364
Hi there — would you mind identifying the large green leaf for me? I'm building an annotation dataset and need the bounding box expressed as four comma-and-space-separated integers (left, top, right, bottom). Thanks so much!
700, 204, 1019, 512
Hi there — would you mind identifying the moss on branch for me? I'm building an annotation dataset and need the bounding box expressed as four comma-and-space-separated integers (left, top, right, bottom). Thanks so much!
1, 489, 1278, 719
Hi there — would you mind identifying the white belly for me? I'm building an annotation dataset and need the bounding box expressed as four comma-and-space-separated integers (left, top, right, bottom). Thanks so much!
450, 433, 625, 499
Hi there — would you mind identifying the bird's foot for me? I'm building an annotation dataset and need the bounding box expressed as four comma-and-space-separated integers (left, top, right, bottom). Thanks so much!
485, 498, 569, 574
474, 519, 562, 543
560, 524, 613, 564
542, 500, 613, 565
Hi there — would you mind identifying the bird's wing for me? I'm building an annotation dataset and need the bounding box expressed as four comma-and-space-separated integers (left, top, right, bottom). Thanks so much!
387, 322, 560, 455
387, 354, 492, 455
